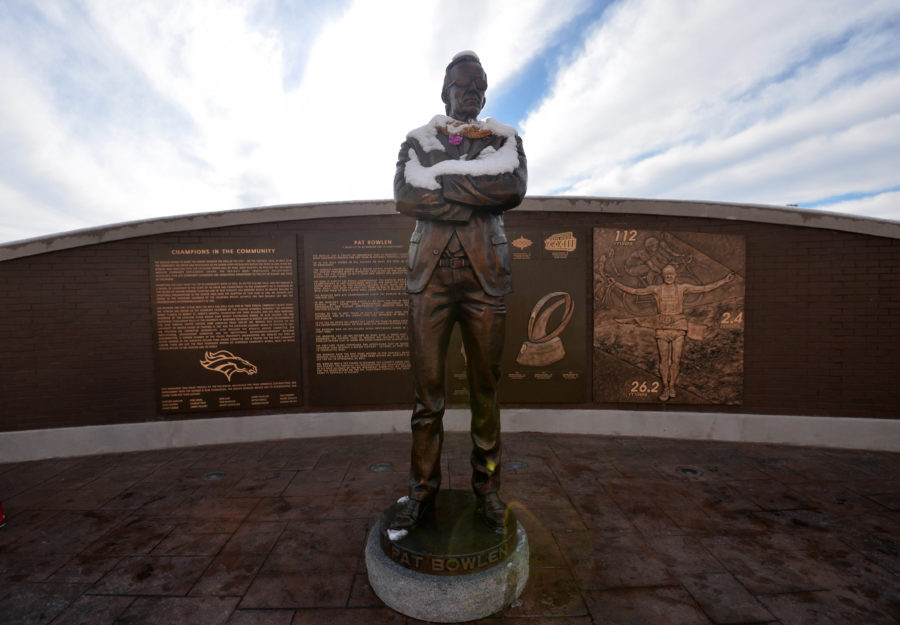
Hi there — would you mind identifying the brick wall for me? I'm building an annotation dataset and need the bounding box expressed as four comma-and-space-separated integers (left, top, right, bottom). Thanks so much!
1, 205, 897, 433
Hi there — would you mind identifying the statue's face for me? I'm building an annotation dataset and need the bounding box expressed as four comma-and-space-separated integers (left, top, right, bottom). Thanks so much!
447, 61, 487, 121
663, 266, 677, 284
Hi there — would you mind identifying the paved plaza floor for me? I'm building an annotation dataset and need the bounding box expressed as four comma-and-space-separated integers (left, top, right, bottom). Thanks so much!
1, 432, 898, 624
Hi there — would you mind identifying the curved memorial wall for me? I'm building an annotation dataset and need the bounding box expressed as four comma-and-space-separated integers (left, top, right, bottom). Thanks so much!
1, 197, 898, 460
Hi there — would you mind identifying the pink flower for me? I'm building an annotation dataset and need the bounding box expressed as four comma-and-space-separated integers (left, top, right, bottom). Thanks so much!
449, 135, 463, 146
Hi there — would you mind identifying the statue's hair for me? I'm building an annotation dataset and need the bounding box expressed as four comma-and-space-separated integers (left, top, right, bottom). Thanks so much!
441, 51, 487, 115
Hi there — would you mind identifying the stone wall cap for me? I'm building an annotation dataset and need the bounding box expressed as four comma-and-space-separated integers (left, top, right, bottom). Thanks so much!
2, 196, 898, 262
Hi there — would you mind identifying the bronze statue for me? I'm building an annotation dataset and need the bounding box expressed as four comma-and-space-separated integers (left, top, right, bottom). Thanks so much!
392, 51, 527, 532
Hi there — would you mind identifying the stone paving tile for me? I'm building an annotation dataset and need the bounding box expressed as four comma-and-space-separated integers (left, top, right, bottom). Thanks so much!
520, 504, 587, 531
81, 516, 176, 556
602, 480, 686, 536
8, 510, 128, 557
512, 507, 566, 562
680, 571, 775, 623
90, 555, 214, 595
480, 618, 594, 625
750, 508, 846, 535
151, 529, 231, 556
261, 519, 369, 573
0, 509, 60, 554
178, 496, 260, 521
246, 495, 335, 522
1, 553, 70, 583
347, 455, 409, 476
644, 534, 725, 576
221, 521, 286, 555
6, 487, 123, 511
48, 555, 123, 583
501, 455, 558, 478
176, 517, 245, 534
583, 586, 712, 624
739, 478, 819, 511
499, 566, 588, 618
699, 532, 848, 594
1, 433, 898, 623
758, 587, 900, 625
801, 482, 898, 517
550, 457, 625, 493
866, 490, 900, 510
0, 581, 89, 625
347, 572, 382, 608
335, 471, 407, 502
840, 527, 900, 576
854, 510, 900, 537
556, 530, 676, 589
568, 489, 634, 530
0, 459, 80, 498
100, 481, 190, 512
681, 480, 761, 513
282, 469, 347, 498
291, 608, 409, 624
190, 553, 268, 597
130, 488, 201, 517
502, 472, 570, 508
240, 572, 354, 608
45, 594, 134, 625
653, 461, 739, 483
328, 494, 386, 520
116, 596, 238, 625
226, 470, 298, 498
226, 609, 296, 624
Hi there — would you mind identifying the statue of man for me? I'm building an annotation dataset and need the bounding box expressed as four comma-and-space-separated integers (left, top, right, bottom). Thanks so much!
608, 265, 736, 400
392, 51, 527, 532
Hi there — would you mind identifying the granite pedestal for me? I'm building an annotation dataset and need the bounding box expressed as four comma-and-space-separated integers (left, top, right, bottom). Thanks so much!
365, 490, 529, 622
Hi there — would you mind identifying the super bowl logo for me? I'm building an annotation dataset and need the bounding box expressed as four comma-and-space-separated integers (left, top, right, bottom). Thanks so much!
544, 232, 577, 254
512, 236, 533, 250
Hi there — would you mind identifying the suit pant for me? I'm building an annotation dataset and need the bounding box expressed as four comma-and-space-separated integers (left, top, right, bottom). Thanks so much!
407, 262, 506, 502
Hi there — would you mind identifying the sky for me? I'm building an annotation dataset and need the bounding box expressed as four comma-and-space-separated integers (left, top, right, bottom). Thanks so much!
1, 0, 899, 245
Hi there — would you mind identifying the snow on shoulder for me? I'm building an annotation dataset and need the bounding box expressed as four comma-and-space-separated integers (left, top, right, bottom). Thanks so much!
403, 115, 519, 190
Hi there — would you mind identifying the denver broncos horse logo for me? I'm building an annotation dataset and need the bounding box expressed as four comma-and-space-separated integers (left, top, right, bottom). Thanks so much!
200, 350, 258, 381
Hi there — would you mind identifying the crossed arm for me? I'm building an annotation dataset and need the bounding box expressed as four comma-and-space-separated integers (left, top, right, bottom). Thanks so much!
394, 134, 527, 222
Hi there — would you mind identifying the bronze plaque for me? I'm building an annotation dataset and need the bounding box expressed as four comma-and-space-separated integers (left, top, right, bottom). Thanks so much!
304, 230, 412, 406
593, 229, 745, 404
446, 227, 589, 404
150, 239, 301, 412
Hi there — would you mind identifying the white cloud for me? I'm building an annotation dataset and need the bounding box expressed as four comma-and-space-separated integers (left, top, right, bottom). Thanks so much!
818, 190, 900, 221
254, 0, 590, 204
521, 0, 900, 218
0, 0, 587, 245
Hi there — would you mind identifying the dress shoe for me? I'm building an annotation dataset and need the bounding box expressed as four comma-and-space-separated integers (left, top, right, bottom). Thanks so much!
476, 492, 508, 533
389, 498, 433, 531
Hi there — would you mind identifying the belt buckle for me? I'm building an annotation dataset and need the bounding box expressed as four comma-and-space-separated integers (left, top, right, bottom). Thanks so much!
441, 256, 467, 268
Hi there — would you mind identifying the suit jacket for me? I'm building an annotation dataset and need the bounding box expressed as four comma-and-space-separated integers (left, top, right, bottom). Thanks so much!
394, 115, 528, 296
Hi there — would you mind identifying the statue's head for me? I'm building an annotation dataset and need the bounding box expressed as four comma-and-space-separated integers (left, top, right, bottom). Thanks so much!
441, 50, 487, 121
